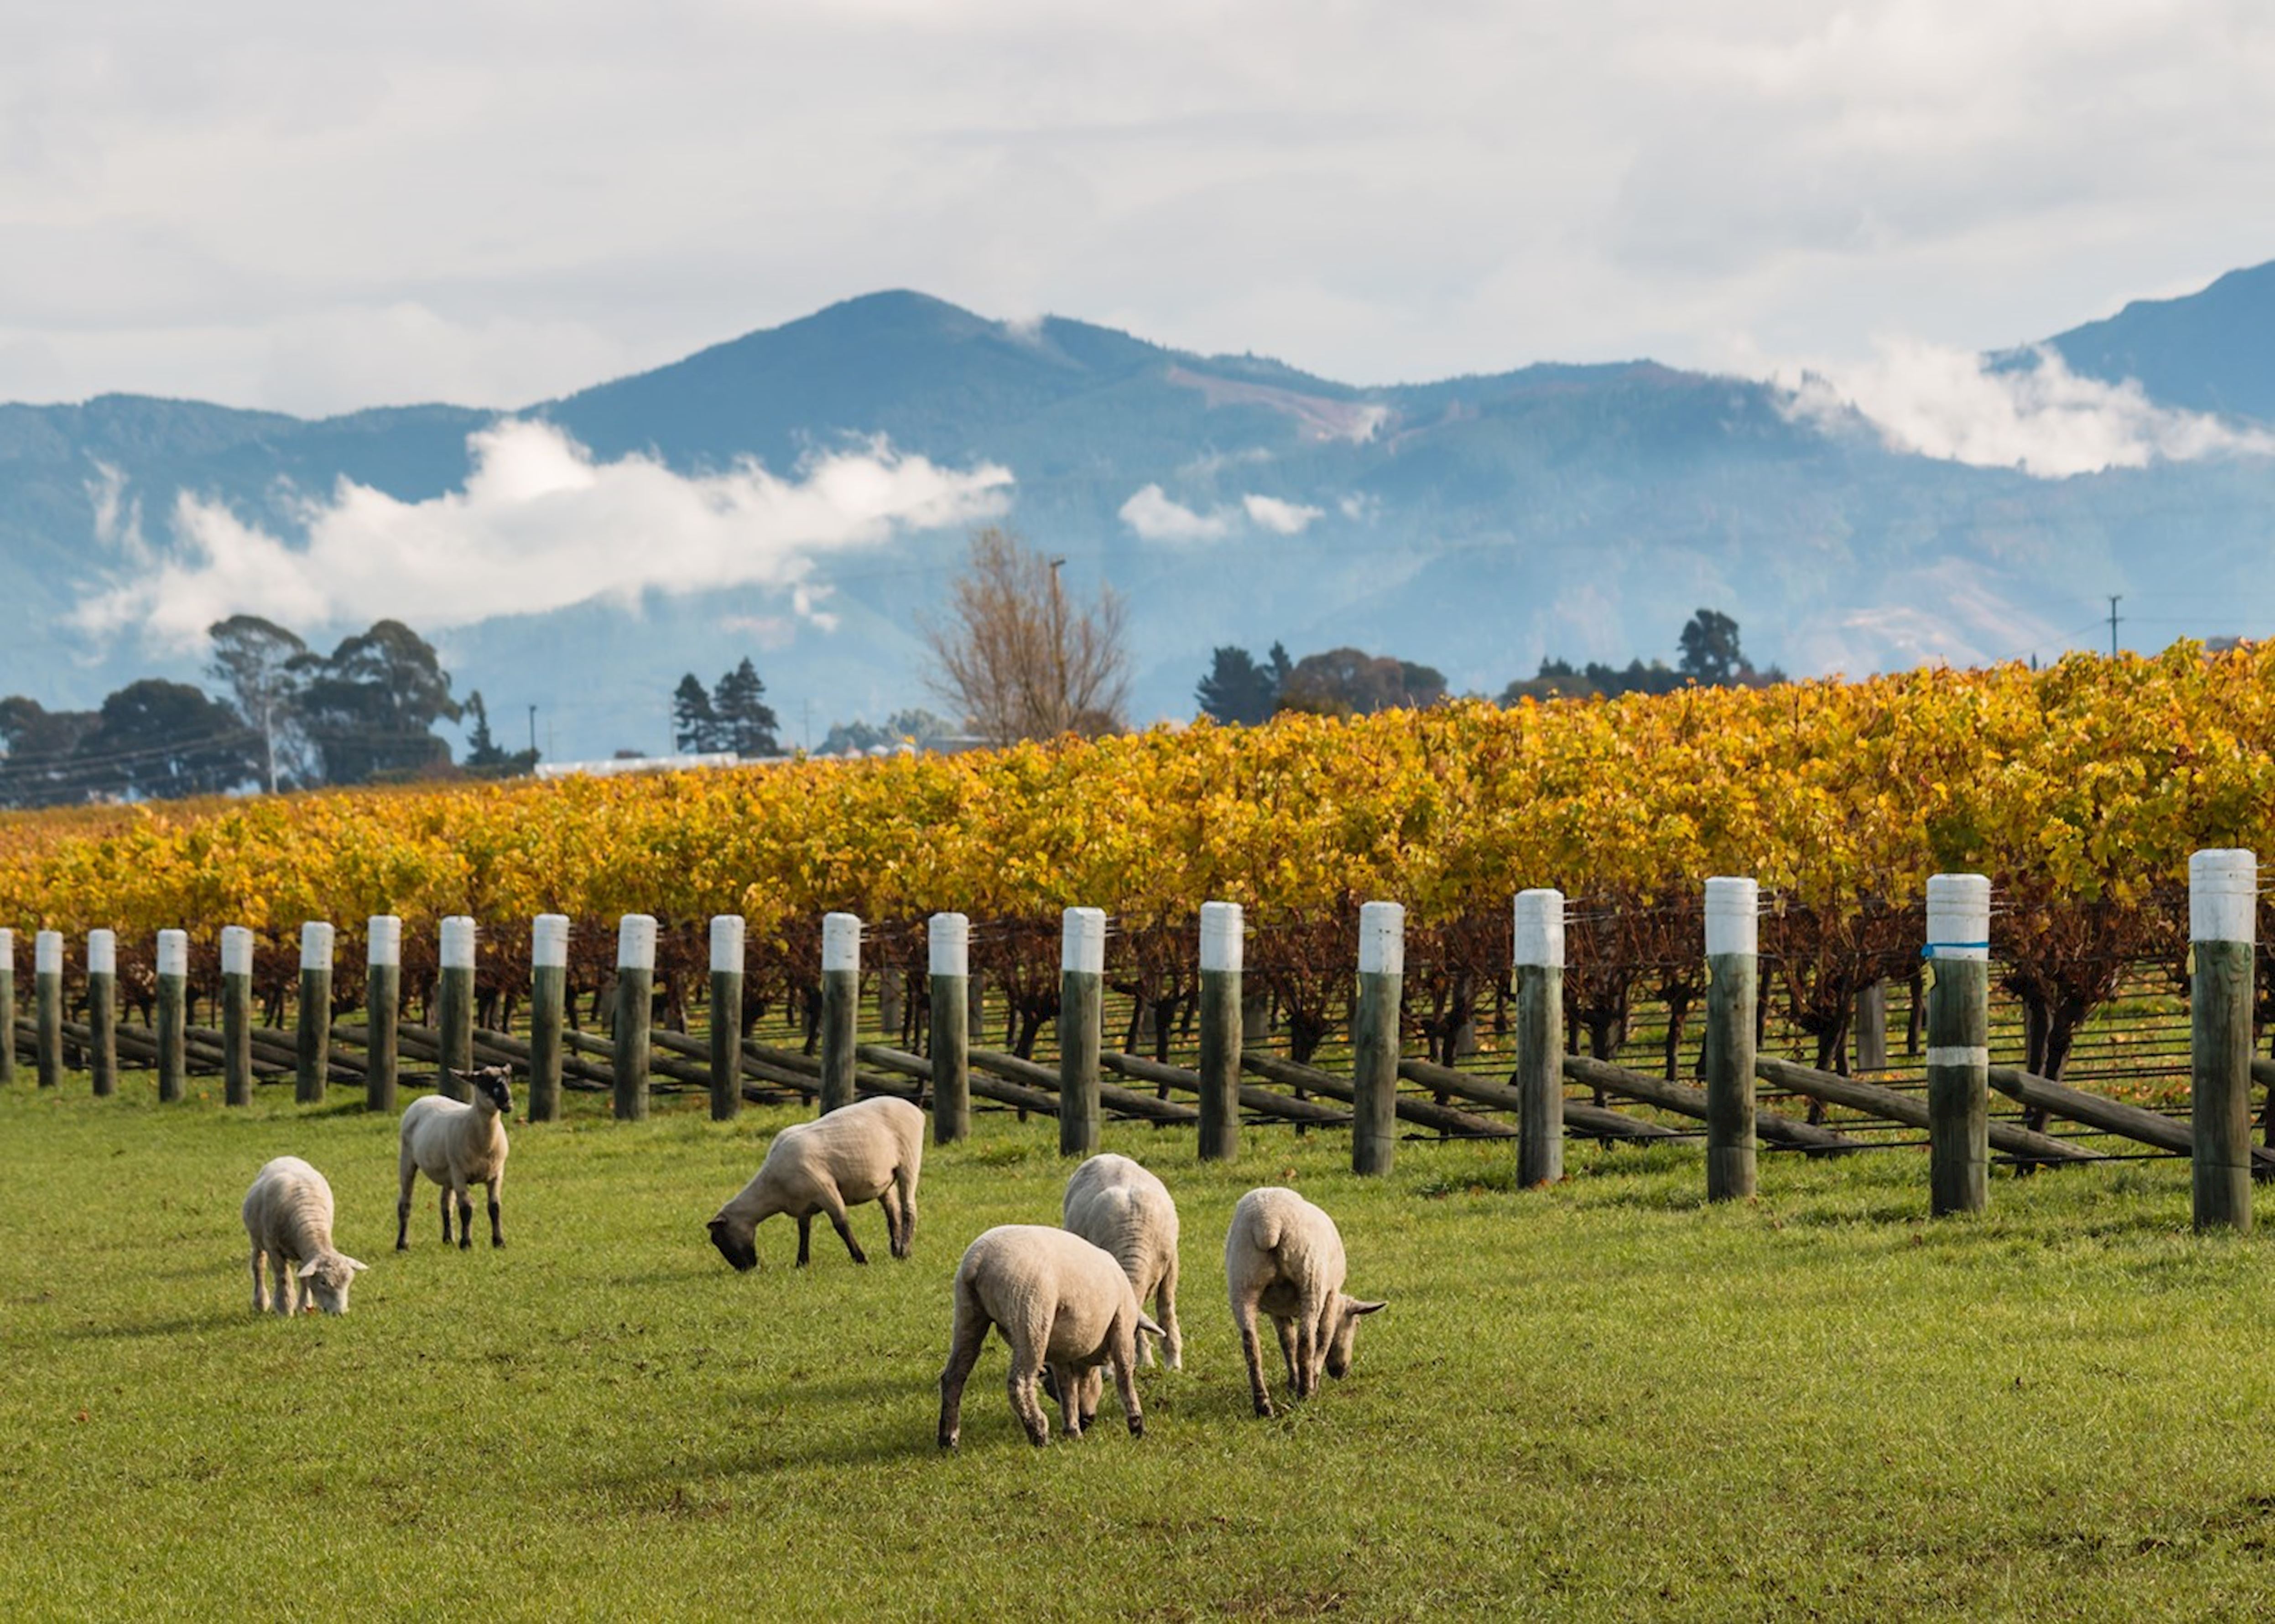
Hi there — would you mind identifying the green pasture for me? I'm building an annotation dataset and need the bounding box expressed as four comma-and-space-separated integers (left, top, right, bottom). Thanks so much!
5, 1079, 2275, 1621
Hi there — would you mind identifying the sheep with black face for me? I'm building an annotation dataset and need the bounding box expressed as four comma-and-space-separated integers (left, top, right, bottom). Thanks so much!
707, 1096, 923, 1271
397, 1066, 512, 1250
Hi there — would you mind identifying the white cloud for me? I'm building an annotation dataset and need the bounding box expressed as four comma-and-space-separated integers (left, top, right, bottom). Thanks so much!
1118, 483, 1234, 542
1241, 493, 1323, 534
72, 420, 1013, 647
1780, 341, 2275, 479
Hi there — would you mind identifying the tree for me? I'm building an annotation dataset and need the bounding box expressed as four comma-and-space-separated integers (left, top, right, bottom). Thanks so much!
0, 697, 100, 807
458, 690, 536, 776
1196, 645, 1281, 725
1677, 609, 1746, 685
1275, 648, 1447, 717
78, 680, 260, 800
710, 659, 781, 757
672, 674, 722, 754
207, 614, 310, 793
817, 707, 958, 756
292, 620, 462, 785
921, 527, 1130, 743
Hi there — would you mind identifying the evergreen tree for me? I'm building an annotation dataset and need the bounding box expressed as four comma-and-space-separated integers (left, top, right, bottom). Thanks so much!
672, 674, 721, 753
1196, 645, 1281, 724
1677, 609, 1746, 685
709, 659, 781, 757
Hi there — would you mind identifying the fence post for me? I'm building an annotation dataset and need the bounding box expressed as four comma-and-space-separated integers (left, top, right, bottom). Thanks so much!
1058, 907, 1106, 1157
437, 916, 475, 1100
819, 913, 859, 1115
929, 913, 970, 1144
220, 926, 253, 1107
1853, 982, 1888, 1072
528, 914, 567, 1123
365, 916, 401, 1113
1515, 889, 1564, 1187
34, 929, 62, 1089
2191, 848, 2256, 1233
709, 915, 744, 1122
1352, 901, 1404, 1176
614, 914, 656, 1122
1925, 873, 1990, 1217
87, 930, 117, 1098
0, 928, 12, 1086
1702, 878, 1758, 1201
155, 930, 187, 1102
1198, 901, 1244, 1162
297, 922, 333, 1105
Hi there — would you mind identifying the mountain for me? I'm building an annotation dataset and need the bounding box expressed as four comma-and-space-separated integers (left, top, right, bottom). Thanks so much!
5, 274, 2275, 762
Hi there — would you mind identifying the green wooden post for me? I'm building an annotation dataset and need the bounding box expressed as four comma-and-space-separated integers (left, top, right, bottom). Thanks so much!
1059, 907, 1105, 1157
0, 928, 13, 1087
1925, 873, 1991, 1217
929, 912, 970, 1144
1702, 877, 1758, 1201
1515, 889, 1564, 1187
2191, 849, 2256, 1233
528, 913, 567, 1123
709, 914, 744, 1121
1197, 901, 1243, 1162
614, 914, 656, 1121
437, 915, 475, 1100
220, 926, 254, 1107
819, 912, 859, 1116
155, 929, 187, 1104
1352, 901, 1404, 1176
296, 921, 333, 1105
365, 916, 401, 1113
34, 930, 62, 1089
86, 930, 117, 1098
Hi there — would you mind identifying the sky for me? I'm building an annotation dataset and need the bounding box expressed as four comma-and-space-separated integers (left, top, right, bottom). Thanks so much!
7, 0, 2275, 420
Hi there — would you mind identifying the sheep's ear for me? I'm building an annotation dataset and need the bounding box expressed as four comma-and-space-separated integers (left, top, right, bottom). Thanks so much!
1135, 1314, 1166, 1341
1348, 1298, 1387, 1316
342, 1256, 369, 1273
297, 1259, 321, 1278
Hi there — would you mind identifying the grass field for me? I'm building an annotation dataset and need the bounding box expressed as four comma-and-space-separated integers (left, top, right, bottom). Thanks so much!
7, 1080, 2275, 1621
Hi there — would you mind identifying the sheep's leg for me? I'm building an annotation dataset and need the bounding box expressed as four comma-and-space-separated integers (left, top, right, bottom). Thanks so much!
396, 1162, 416, 1250
454, 1178, 475, 1252
1008, 1364, 1052, 1447
892, 1164, 917, 1258
1049, 1362, 1086, 1437
1234, 1297, 1274, 1418
1156, 1255, 1183, 1372
936, 1288, 991, 1450
486, 1170, 505, 1248
437, 1186, 454, 1245
249, 1247, 267, 1314
817, 1189, 867, 1265
272, 1255, 295, 1318
1110, 1344, 1145, 1439
877, 1188, 904, 1258
795, 1214, 812, 1267
1275, 1317, 1301, 1391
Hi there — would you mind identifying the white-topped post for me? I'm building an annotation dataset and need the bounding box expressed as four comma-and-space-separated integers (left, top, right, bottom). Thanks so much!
1925, 873, 1991, 1216
523, 913, 567, 1122
2191, 849, 2257, 1232
85, 929, 118, 1098
1702, 878, 1759, 1201
154, 930, 188, 1102
296, 921, 334, 1104
437, 915, 477, 1100
1352, 901, 1406, 1176
220, 925, 254, 1105
708, 915, 745, 1121
613, 914, 656, 1121
32, 929, 63, 1090
1514, 889, 1566, 1187
1059, 907, 1107, 1157
928, 913, 971, 1144
1198, 902, 1244, 1162
364, 916, 402, 1112
0, 927, 14, 1087
818, 912, 861, 1115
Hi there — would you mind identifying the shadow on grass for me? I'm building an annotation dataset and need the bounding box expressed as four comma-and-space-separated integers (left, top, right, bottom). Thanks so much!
58, 1311, 243, 1341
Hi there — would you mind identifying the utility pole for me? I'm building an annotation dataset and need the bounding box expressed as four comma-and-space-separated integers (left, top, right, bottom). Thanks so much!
2108, 595, 2122, 658
527, 705, 538, 758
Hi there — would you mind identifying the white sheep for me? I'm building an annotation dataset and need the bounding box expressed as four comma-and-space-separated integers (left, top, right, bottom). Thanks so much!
397, 1066, 512, 1250
707, 1095, 923, 1271
242, 1156, 368, 1316
1062, 1152, 1182, 1370
1224, 1187, 1385, 1418
937, 1224, 1163, 1448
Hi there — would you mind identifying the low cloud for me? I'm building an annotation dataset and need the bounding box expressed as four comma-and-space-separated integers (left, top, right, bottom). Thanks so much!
1118, 483, 1234, 542
1781, 341, 2275, 478
1241, 493, 1324, 534
73, 420, 1013, 647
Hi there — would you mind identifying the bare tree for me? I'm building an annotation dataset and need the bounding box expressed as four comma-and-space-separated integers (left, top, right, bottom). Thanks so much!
921, 528, 1130, 742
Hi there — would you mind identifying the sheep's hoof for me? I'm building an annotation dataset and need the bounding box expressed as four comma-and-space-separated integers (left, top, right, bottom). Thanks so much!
491, 1238, 505, 1249
1128, 1418, 1145, 1439
395, 1241, 408, 1252
458, 1238, 472, 1251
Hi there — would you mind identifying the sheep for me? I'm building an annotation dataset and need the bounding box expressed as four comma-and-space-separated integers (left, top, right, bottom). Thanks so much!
1062, 1152, 1182, 1370
397, 1066, 512, 1250
1224, 1187, 1385, 1418
242, 1156, 368, 1316
706, 1095, 923, 1271
937, 1224, 1163, 1448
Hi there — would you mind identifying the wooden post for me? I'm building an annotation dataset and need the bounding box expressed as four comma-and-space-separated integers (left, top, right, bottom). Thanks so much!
1853, 981, 1888, 1072
437, 915, 475, 1100
1059, 907, 1105, 1157
220, 926, 254, 1107
819, 912, 859, 1115
296, 921, 333, 1105
365, 916, 401, 1113
155, 929, 187, 1103
1352, 900, 1404, 1176
0, 928, 13, 1087
1702, 877, 1758, 1201
1514, 889, 1565, 1187
1925, 873, 1991, 1217
1197, 901, 1243, 1162
86, 929, 118, 1098
2191, 848, 2256, 1233
528, 913, 567, 1123
929, 912, 971, 1144
34, 929, 62, 1089
614, 914, 656, 1122
709, 914, 744, 1122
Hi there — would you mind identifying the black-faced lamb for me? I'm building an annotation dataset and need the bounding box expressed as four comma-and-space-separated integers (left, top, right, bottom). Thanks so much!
242, 1156, 368, 1316
706, 1095, 922, 1271
937, 1224, 1162, 1448
1224, 1186, 1385, 1418
1062, 1152, 1182, 1370
397, 1066, 511, 1250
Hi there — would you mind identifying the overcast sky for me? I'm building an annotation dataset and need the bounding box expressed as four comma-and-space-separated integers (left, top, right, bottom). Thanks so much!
5, 0, 2274, 418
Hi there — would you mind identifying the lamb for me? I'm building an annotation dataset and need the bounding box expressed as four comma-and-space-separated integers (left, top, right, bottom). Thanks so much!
1062, 1152, 1182, 1370
397, 1066, 512, 1250
1224, 1187, 1385, 1418
706, 1095, 922, 1271
937, 1224, 1163, 1448
242, 1156, 368, 1316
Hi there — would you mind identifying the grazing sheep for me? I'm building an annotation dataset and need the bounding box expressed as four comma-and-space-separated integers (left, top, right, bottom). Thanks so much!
1062, 1152, 1182, 1370
1224, 1187, 1385, 1418
242, 1157, 367, 1316
706, 1096, 923, 1271
937, 1225, 1163, 1448
397, 1066, 512, 1250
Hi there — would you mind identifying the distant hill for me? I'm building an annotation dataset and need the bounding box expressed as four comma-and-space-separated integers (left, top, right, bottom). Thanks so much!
2030, 262, 2275, 423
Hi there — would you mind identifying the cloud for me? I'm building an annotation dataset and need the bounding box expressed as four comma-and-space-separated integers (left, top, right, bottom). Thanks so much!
72, 420, 1013, 647
1118, 483, 1234, 542
1780, 341, 2275, 478
1241, 493, 1323, 534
